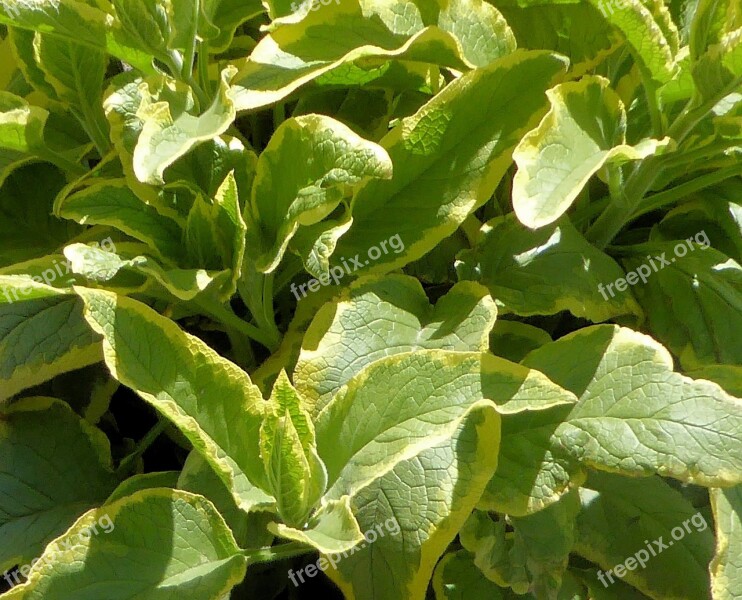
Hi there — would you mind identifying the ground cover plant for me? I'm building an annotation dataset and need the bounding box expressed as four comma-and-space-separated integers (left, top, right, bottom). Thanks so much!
0, 0, 740, 598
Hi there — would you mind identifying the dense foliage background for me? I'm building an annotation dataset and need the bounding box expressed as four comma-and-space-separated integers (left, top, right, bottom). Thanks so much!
0, 0, 741, 598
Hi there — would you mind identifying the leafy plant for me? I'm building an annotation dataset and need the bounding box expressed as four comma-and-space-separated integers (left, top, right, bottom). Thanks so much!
0, 0, 741, 598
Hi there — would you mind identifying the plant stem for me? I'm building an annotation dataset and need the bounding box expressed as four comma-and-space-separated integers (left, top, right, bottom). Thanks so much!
182, 0, 200, 85
587, 78, 742, 248
660, 139, 737, 169
586, 158, 659, 248
639, 68, 663, 138
115, 419, 169, 477
262, 272, 277, 334
666, 76, 742, 144
197, 297, 279, 351
166, 50, 210, 111
72, 104, 111, 157
197, 40, 212, 100
631, 164, 742, 220
243, 542, 313, 566
39, 149, 88, 176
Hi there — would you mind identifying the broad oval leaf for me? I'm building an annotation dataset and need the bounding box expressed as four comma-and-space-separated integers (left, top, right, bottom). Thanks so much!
574, 471, 715, 599
294, 275, 497, 415
0, 398, 117, 573
456, 215, 642, 322
0, 278, 101, 402
133, 68, 238, 185
523, 324, 742, 486
325, 410, 499, 600
586, 0, 678, 84
247, 114, 392, 273
512, 76, 670, 229
75, 287, 276, 514
55, 181, 184, 264
433, 550, 510, 600
11, 488, 247, 599
231, 0, 516, 111
331, 50, 568, 277
622, 241, 742, 370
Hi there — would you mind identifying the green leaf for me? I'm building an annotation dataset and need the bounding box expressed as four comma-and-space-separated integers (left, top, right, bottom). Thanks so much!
687, 364, 742, 397
75, 287, 276, 514
690, 0, 741, 61
489, 320, 552, 363
313, 349, 574, 599
693, 28, 742, 102
200, 0, 265, 52
651, 185, 742, 263
433, 550, 509, 600
461, 495, 580, 596
621, 241, 742, 369
0, 0, 109, 53
178, 451, 275, 549
0, 95, 86, 189
260, 371, 327, 527
0, 279, 102, 402
32, 41, 109, 157
331, 50, 568, 276
507, 493, 581, 597
512, 76, 670, 228
574, 471, 714, 599
133, 67, 238, 185
0, 164, 81, 267
497, 3, 617, 78
586, 0, 678, 84
574, 567, 652, 599
2, 27, 48, 98
32, 34, 108, 129
523, 324, 742, 485
55, 181, 184, 263
247, 114, 392, 273
316, 350, 574, 497
231, 0, 517, 111
184, 172, 247, 297
294, 275, 497, 415
479, 398, 585, 517
63, 241, 232, 302
185, 196, 225, 268
103, 71, 174, 211
106, 471, 180, 504
164, 134, 257, 199
12, 488, 247, 599
404, 227, 468, 285
0, 91, 48, 154
0, 398, 116, 573
710, 485, 742, 600
290, 208, 354, 279
269, 496, 363, 554
110, 0, 171, 61
456, 215, 642, 322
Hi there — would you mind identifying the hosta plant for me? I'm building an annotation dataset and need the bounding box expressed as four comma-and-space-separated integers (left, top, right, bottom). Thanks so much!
0, 0, 741, 599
